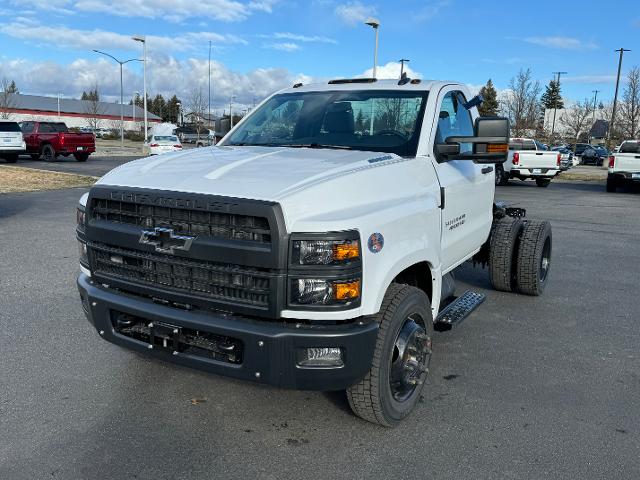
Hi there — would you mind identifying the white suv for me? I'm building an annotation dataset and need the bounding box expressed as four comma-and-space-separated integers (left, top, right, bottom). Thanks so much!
0, 121, 26, 163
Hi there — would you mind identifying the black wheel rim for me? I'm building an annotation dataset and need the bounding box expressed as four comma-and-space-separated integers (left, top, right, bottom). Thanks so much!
44, 147, 53, 161
389, 313, 432, 402
539, 237, 551, 282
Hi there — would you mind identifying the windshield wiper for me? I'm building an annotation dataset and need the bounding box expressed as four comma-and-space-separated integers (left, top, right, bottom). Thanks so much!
282, 143, 354, 150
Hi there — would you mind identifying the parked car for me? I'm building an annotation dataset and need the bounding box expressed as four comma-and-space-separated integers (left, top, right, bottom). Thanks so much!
0, 121, 26, 163
594, 145, 610, 160
551, 146, 573, 170
572, 143, 591, 156
496, 138, 561, 187
580, 146, 602, 166
20, 121, 96, 161
607, 140, 640, 192
143, 135, 183, 155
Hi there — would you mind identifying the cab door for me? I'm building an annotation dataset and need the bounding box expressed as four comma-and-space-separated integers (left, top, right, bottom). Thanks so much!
431, 89, 494, 272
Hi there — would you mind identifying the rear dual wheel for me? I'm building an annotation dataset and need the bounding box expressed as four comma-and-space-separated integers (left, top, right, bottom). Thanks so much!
347, 284, 433, 427
489, 217, 552, 296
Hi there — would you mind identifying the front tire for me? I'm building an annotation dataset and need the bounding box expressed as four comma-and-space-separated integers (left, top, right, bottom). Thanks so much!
535, 178, 551, 188
516, 220, 552, 296
347, 284, 433, 427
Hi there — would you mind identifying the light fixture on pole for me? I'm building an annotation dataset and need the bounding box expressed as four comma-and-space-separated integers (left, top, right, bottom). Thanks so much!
132, 35, 148, 140
365, 18, 380, 79
92, 50, 141, 146
399, 58, 409, 79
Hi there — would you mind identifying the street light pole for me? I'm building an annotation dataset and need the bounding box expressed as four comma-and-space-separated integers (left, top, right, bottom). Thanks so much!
229, 95, 236, 129
208, 40, 212, 130
399, 58, 409, 79
609, 48, 631, 145
92, 49, 141, 146
590, 89, 600, 140
550, 71, 567, 143
132, 36, 148, 140
57, 93, 61, 117
365, 18, 380, 78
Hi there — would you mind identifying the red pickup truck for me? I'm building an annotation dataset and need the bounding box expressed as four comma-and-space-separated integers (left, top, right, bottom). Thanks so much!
19, 121, 96, 162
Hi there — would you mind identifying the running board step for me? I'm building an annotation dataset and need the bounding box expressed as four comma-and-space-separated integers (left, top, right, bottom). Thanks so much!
435, 290, 486, 326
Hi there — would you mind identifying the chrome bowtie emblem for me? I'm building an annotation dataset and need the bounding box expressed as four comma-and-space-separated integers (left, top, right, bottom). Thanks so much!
139, 227, 195, 254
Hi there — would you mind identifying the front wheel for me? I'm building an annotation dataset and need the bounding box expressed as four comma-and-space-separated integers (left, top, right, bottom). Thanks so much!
535, 178, 551, 188
347, 284, 433, 427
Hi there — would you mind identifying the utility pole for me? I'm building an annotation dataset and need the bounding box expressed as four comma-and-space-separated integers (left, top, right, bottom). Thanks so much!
365, 18, 380, 78
132, 36, 148, 140
550, 71, 567, 143
590, 89, 601, 140
609, 48, 631, 146
399, 59, 409, 79
229, 95, 236, 129
208, 40, 212, 130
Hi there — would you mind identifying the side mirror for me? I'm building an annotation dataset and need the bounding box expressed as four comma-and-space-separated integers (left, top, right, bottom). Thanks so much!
436, 117, 510, 163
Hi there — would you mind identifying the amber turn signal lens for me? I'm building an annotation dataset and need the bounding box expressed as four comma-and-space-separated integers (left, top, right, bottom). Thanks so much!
333, 241, 360, 261
334, 280, 361, 301
487, 143, 508, 153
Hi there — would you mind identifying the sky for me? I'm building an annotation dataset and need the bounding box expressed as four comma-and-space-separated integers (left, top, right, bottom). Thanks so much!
0, 0, 639, 114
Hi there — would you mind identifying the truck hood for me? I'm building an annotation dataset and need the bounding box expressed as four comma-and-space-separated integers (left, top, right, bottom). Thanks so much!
97, 145, 404, 201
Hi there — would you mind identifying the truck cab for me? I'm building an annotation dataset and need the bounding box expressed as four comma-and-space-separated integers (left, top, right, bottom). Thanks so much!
76, 79, 551, 426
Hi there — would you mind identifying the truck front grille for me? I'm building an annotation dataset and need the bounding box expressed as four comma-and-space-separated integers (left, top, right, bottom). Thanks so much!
92, 198, 271, 243
90, 243, 271, 308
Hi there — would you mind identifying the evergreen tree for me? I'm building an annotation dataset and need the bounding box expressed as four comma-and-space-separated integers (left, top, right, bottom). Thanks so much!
478, 79, 499, 116
541, 80, 564, 110
6, 80, 18, 94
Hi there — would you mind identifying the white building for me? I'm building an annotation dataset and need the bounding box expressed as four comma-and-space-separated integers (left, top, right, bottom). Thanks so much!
1, 93, 161, 131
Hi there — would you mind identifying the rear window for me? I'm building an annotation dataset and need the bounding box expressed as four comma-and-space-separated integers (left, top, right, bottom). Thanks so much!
620, 141, 640, 153
153, 136, 178, 142
509, 139, 536, 151
0, 122, 21, 132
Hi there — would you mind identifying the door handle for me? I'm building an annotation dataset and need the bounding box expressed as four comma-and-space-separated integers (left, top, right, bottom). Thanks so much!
481, 166, 494, 174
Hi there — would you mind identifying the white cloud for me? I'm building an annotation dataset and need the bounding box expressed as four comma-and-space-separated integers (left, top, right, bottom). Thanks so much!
11, 0, 274, 22
523, 36, 598, 50
360, 61, 422, 80
414, 0, 450, 22
0, 56, 313, 113
263, 42, 301, 52
0, 20, 247, 53
334, 1, 376, 26
270, 32, 337, 44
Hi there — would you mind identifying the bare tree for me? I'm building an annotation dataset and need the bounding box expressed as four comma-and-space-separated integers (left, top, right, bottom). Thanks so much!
0, 77, 16, 119
501, 68, 541, 137
188, 87, 207, 139
559, 99, 593, 146
83, 84, 105, 130
619, 67, 640, 140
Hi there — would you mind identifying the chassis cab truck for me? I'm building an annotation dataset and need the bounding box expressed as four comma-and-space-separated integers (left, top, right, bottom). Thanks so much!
607, 140, 640, 192
76, 78, 552, 426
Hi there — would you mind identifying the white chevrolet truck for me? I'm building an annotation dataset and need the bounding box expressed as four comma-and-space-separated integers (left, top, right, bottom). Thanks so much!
607, 140, 640, 192
76, 78, 552, 427
496, 137, 561, 187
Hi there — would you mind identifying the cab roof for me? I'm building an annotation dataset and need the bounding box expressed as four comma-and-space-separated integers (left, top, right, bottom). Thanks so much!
278, 78, 454, 94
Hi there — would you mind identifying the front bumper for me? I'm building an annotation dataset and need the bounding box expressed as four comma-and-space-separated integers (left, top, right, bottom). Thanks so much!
77, 273, 378, 391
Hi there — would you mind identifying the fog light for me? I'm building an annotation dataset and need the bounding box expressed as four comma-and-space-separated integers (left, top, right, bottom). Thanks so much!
297, 347, 344, 368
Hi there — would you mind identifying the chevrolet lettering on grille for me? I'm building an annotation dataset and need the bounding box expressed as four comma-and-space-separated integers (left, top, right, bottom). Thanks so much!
139, 227, 195, 254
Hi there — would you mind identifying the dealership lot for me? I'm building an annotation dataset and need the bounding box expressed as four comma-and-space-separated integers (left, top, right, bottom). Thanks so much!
1, 182, 639, 479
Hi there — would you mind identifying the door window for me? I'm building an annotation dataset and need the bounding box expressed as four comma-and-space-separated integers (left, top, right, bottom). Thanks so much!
434, 91, 474, 160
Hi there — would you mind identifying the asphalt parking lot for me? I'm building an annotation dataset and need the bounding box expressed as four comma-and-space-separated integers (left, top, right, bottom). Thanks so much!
1, 181, 639, 479
13, 155, 141, 177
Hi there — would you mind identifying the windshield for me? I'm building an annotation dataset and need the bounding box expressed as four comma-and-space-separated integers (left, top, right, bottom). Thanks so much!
509, 139, 536, 151
224, 90, 429, 157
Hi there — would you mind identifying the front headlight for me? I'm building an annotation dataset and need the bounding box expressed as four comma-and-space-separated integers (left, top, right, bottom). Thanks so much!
76, 207, 86, 229
290, 278, 361, 306
291, 238, 360, 266
78, 240, 88, 266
